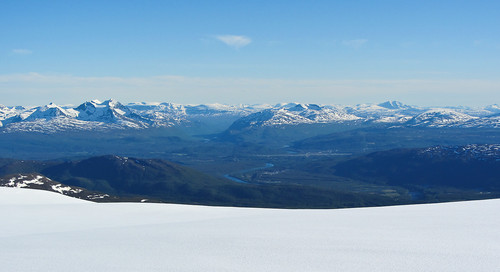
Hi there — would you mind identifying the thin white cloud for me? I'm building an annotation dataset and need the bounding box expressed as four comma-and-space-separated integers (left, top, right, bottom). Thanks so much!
12, 49, 33, 55
215, 35, 251, 49
473, 40, 483, 47
342, 39, 368, 48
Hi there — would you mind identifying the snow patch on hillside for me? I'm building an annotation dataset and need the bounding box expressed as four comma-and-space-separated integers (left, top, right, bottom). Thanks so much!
51, 184, 83, 194
5, 175, 45, 188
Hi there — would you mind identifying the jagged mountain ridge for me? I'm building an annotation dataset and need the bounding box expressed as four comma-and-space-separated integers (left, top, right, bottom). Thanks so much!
1, 100, 500, 133
1, 100, 155, 132
0, 99, 271, 132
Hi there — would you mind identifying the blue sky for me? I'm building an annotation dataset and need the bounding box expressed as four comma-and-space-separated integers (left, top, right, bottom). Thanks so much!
1, 0, 499, 106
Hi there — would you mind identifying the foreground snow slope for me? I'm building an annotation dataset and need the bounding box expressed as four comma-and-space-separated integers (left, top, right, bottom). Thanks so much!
1, 188, 499, 272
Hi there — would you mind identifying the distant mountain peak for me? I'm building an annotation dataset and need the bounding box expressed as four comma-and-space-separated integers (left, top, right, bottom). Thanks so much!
76, 99, 129, 119
285, 103, 322, 112
25, 103, 76, 121
306, 104, 322, 111
102, 99, 121, 107
485, 104, 500, 113
287, 104, 307, 111
377, 101, 409, 110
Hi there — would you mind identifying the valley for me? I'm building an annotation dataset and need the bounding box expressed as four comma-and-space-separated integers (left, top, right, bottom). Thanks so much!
1, 100, 499, 208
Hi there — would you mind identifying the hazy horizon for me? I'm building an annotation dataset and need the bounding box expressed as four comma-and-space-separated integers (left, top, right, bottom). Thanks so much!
2, 96, 499, 109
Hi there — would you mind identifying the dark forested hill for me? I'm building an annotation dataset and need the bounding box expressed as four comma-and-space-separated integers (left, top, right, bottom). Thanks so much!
0, 155, 399, 208
333, 144, 500, 191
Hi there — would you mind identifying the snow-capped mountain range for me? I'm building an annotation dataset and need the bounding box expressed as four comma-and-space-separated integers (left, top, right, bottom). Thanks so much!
1, 99, 500, 133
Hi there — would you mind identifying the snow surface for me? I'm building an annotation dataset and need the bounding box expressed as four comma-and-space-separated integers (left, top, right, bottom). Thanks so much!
1, 187, 499, 272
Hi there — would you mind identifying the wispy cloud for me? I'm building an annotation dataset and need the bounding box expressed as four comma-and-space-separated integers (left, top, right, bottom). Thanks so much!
473, 40, 483, 47
342, 39, 368, 48
12, 49, 33, 55
215, 35, 251, 49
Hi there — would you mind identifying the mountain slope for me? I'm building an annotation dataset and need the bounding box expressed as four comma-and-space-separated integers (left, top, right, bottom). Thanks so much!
0, 173, 113, 201
331, 144, 500, 201
40, 155, 232, 198
293, 127, 500, 154
228, 103, 360, 129
219, 103, 364, 145
406, 109, 478, 127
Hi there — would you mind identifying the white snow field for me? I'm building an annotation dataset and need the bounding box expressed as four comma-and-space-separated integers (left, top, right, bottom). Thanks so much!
1, 187, 499, 272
